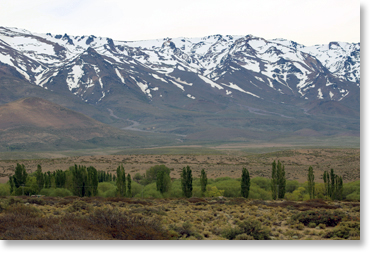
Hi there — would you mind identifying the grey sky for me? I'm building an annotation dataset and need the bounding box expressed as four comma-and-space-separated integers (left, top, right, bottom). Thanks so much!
0, 0, 360, 46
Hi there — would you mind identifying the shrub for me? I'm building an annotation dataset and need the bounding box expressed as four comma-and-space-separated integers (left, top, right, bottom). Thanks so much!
139, 183, 163, 198
39, 188, 53, 196
221, 226, 243, 240
286, 180, 300, 193
249, 185, 272, 200
291, 210, 348, 227
131, 181, 142, 197
235, 233, 254, 240
342, 181, 360, 200
98, 182, 116, 193
285, 187, 306, 201
67, 201, 92, 212
50, 188, 73, 197
205, 186, 224, 197
103, 188, 117, 198
346, 192, 360, 201
213, 179, 240, 197
238, 218, 271, 240
5, 203, 41, 218
308, 222, 316, 228
0, 184, 10, 196
251, 177, 271, 191
323, 222, 360, 239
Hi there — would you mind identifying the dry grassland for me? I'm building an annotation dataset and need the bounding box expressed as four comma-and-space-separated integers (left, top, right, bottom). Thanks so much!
0, 148, 359, 184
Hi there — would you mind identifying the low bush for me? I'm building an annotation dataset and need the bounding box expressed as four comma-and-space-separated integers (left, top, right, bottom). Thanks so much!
238, 218, 271, 240
97, 182, 116, 193
0, 184, 10, 196
235, 233, 254, 240
323, 222, 360, 239
168, 222, 201, 239
67, 201, 92, 213
4, 203, 41, 218
251, 177, 271, 191
290, 210, 348, 227
221, 226, 243, 240
249, 185, 272, 200
221, 218, 271, 240
50, 188, 73, 197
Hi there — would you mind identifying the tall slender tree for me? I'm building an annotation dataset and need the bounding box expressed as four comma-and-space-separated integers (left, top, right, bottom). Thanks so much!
307, 166, 315, 199
271, 160, 278, 200
181, 166, 193, 198
277, 161, 286, 199
8, 176, 14, 194
241, 168, 250, 198
13, 163, 27, 189
156, 170, 165, 193
35, 164, 44, 192
323, 171, 328, 197
116, 164, 126, 197
322, 169, 343, 200
87, 166, 98, 197
330, 169, 335, 199
127, 174, 132, 197
200, 169, 208, 194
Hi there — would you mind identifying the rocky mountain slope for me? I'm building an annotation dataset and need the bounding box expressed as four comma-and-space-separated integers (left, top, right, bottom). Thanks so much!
0, 27, 360, 146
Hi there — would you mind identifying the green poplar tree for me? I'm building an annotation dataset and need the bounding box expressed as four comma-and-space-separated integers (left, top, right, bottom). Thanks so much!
200, 169, 208, 194
323, 171, 328, 197
71, 165, 87, 197
323, 169, 343, 200
181, 166, 193, 198
13, 163, 27, 189
9, 176, 14, 194
330, 169, 335, 199
127, 174, 132, 197
35, 164, 44, 192
307, 166, 315, 199
241, 168, 250, 198
277, 161, 286, 199
116, 164, 126, 197
156, 170, 164, 193
271, 161, 278, 200
87, 166, 98, 197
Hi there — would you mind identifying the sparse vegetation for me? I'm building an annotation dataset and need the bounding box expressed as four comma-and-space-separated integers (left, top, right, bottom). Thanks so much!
0, 195, 358, 240
0, 148, 360, 240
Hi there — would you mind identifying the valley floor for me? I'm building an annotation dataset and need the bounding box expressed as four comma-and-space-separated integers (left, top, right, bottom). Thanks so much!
0, 148, 360, 184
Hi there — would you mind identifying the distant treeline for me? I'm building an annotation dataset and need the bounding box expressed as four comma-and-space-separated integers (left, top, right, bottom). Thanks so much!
0, 162, 359, 201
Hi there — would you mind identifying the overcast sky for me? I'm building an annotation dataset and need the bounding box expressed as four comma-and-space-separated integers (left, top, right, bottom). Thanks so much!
0, 0, 360, 46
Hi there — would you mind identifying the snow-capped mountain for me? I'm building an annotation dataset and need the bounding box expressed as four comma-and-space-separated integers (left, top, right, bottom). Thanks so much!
0, 26, 360, 144
0, 26, 360, 106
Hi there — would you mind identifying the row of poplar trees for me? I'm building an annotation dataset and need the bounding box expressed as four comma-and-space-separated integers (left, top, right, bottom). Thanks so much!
177, 166, 251, 198
8, 163, 113, 197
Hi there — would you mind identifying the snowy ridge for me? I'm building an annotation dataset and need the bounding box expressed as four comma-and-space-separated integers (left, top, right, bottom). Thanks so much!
0, 26, 360, 104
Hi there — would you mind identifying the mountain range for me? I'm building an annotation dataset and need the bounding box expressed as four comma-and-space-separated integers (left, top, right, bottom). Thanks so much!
0, 27, 360, 150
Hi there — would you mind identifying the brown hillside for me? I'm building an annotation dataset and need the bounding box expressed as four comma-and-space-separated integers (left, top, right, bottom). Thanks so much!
0, 97, 107, 130
0, 97, 145, 150
306, 100, 359, 118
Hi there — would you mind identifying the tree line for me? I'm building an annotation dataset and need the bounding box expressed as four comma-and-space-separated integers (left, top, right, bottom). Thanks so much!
7, 161, 344, 200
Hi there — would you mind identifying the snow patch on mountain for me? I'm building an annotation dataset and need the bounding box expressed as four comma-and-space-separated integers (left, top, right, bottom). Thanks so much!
115, 68, 125, 84
198, 75, 224, 89
221, 82, 260, 98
